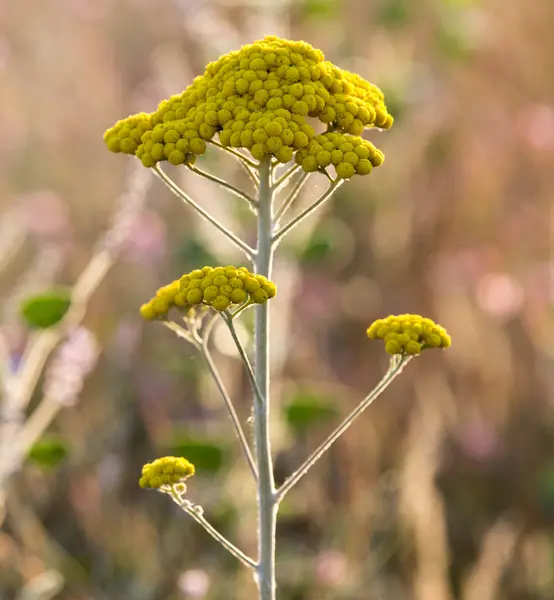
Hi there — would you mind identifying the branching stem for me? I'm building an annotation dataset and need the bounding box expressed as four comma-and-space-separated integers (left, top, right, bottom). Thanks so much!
187, 164, 257, 209
154, 165, 256, 260
161, 320, 258, 482
275, 355, 413, 502
272, 179, 343, 245
222, 314, 265, 408
168, 488, 257, 570
273, 171, 310, 228
271, 164, 301, 191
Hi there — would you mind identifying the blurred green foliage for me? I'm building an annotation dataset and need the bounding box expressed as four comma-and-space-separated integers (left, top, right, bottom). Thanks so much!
168, 436, 226, 473
19, 291, 71, 329
285, 391, 338, 434
27, 435, 69, 469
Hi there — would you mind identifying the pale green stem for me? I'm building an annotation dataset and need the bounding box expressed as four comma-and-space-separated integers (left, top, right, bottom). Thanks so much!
207, 139, 259, 169
229, 299, 254, 320
18, 396, 62, 457
273, 171, 310, 228
153, 165, 256, 260
275, 354, 413, 502
207, 139, 260, 185
272, 179, 344, 245
254, 157, 277, 600
161, 320, 258, 483
160, 320, 197, 346
222, 313, 265, 408
167, 488, 257, 570
271, 164, 301, 190
187, 164, 258, 209
201, 343, 258, 483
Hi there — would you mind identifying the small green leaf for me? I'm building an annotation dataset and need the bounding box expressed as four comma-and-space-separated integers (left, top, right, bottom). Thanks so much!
285, 392, 337, 434
169, 437, 226, 473
20, 291, 71, 329
27, 436, 69, 469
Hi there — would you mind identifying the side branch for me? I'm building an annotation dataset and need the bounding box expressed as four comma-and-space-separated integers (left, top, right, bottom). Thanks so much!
271, 164, 301, 191
272, 179, 343, 244
154, 165, 256, 260
201, 344, 259, 482
222, 314, 265, 408
161, 320, 258, 483
273, 172, 310, 227
168, 488, 257, 570
207, 139, 260, 185
275, 355, 413, 502
187, 164, 258, 209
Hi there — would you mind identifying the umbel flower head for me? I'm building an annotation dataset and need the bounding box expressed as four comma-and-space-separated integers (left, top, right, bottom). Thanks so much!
140, 265, 277, 320
139, 456, 195, 489
367, 314, 451, 356
104, 36, 392, 179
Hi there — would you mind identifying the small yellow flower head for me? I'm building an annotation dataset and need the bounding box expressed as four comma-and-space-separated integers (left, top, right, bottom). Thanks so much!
104, 36, 392, 176
139, 456, 195, 489
139, 265, 277, 320
367, 314, 451, 356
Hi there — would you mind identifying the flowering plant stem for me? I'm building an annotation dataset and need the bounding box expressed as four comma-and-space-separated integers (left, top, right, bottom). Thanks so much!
254, 157, 278, 600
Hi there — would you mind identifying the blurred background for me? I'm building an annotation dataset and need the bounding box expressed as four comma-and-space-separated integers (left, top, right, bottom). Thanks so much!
1, 0, 553, 598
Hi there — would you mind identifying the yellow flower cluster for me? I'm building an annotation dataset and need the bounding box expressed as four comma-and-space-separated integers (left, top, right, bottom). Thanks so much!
139, 265, 277, 320
139, 456, 195, 489
294, 131, 384, 179
367, 314, 451, 355
104, 36, 392, 178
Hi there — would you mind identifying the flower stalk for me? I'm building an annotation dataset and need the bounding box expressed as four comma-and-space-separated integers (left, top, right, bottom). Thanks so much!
111, 35, 453, 600
253, 157, 278, 600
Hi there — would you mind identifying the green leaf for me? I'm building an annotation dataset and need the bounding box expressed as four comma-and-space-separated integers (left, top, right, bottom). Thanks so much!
285, 392, 337, 434
27, 436, 69, 469
169, 437, 226, 473
20, 291, 71, 329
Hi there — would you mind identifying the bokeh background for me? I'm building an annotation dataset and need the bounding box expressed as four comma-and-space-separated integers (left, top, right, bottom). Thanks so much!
1, 0, 554, 598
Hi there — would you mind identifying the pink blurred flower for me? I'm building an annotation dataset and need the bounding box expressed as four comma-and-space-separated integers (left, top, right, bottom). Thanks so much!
518, 104, 554, 150
456, 421, 499, 461
122, 209, 167, 263
475, 272, 524, 320
178, 569, 209, 599
315, 550, 348, 587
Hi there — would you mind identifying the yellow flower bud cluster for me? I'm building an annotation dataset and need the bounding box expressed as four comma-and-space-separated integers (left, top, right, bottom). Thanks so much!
104, 112, 152, 155
139, 456, 195, 489
104, 36, 392, 176
294, 131, 385, 179
139, 265, 277, 320
367, 314, 451, 356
